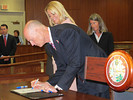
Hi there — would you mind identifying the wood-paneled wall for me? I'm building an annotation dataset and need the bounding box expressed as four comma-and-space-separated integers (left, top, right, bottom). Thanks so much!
25, 0, 133, 41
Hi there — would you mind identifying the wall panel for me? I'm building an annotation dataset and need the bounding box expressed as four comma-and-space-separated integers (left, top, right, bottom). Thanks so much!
128, 0, 133, 41
25, 0, 133, 41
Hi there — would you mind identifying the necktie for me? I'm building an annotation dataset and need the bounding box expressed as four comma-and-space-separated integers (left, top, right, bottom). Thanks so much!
50, 42, 56, 50
4, 36, 6, 46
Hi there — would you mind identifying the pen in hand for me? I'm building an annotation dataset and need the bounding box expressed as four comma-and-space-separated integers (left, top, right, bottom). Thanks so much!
32, 79, 53, 93
32, 78, 39, 89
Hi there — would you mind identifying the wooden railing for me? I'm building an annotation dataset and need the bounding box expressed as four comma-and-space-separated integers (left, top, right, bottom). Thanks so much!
15, 45, 45, 62
0, 51, 47, 75
114, 41, 133, 57
0, 51, 45, 59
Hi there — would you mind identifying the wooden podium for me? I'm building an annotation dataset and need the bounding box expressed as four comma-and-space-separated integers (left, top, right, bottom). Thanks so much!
85, 50, 133, 92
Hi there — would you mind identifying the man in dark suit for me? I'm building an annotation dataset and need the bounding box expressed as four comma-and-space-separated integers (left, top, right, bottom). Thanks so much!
0, 24, 17, 64
24, 20, 110, 99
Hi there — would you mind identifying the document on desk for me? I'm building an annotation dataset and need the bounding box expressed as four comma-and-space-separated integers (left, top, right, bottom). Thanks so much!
11, 88, 41, 94
11, 88, 63, 99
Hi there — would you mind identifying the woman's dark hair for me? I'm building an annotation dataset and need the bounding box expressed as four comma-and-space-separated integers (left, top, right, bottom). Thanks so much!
14, 30, 19, 36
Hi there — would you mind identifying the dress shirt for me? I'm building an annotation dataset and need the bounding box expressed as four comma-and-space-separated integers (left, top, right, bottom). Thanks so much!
48, 27, 54, 45
94, 32, 103, 43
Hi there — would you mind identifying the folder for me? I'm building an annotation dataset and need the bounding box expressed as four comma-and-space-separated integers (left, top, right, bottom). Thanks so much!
10, 88, 63, 99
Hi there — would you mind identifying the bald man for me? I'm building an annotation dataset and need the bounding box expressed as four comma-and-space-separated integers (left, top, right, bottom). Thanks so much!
24, 20, 110, 99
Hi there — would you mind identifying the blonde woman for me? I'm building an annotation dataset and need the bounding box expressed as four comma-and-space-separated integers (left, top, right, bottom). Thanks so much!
87, 13, 114, 56
44, 1, 77, 91
45, 1, 76, 26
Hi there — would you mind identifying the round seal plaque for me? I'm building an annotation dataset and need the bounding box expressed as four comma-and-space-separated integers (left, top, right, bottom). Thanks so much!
105, 50, 133, 91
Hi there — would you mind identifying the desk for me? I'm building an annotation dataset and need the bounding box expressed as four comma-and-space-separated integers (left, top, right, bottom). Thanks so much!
0, 78, 108, 100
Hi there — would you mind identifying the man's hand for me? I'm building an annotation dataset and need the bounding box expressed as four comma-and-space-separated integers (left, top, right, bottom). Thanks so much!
31, 80, 57, 93
41, 82, 57, 93
2, 56, 9, 61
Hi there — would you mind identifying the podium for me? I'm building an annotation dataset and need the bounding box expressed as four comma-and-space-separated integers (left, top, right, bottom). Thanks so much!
85, 50, 133, 100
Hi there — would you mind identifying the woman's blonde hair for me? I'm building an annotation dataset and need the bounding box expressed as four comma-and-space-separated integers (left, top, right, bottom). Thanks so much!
45, 1, 75, 26
87, 13, 108, 35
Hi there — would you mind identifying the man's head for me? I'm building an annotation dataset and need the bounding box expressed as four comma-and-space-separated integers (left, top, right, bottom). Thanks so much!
0, 24, 8, 35
24, 20, 49, 47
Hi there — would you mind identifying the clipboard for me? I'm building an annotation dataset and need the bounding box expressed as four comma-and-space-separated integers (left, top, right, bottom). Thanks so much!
10, 88, 64, 99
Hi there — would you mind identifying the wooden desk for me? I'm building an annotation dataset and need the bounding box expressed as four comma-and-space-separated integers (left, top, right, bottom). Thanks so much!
0, 78, 108, 100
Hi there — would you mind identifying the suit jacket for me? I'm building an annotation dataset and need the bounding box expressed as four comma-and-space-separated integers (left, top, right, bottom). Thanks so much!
90, 32, 114, 56
0, 34, 17, 64
45, 43, 54, 77
45, 24, 109, 98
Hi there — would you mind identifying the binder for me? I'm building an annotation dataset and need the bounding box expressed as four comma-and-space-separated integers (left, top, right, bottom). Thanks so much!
11, 88, 63, 99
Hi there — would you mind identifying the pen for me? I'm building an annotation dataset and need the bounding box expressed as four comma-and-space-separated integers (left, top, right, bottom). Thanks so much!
41, 89, 53, 93
32, 78, 39, 89
16, 85, 28, 89
48, 90, 53, 93
34, 78, 39, 85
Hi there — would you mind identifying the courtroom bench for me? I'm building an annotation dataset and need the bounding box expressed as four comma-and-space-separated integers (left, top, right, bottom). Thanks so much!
0, 45, 48, 80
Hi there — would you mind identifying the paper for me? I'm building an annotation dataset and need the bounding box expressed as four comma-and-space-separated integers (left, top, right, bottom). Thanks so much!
11, 88, 41, 94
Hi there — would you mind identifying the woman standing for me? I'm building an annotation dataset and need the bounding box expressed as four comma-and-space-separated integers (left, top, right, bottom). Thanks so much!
87, 13, 114, 56
44, 1, 77, 91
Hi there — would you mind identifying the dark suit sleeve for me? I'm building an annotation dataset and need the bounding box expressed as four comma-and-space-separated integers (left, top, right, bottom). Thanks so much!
108, 32, 114, 55
48, 29, 81, 90
0, 36, 3, 56
9, 36, 17, 56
